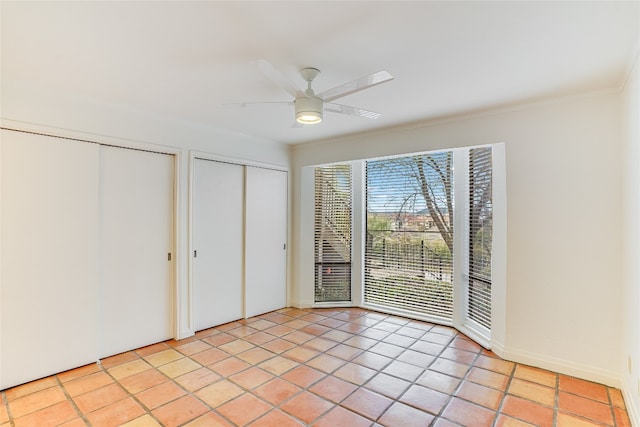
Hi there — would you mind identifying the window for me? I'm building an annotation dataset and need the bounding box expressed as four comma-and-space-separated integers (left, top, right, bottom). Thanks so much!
364, 152, 454, 321
314, 165, 352, 302
468, 147, 493, 330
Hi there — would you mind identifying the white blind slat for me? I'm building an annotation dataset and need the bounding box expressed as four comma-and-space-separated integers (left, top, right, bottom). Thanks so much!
314, 165, 352, 302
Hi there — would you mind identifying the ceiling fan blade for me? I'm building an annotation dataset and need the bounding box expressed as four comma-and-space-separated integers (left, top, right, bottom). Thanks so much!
325, 103, 382, 120
253, 60, 303, 99
318, 70, 394, 103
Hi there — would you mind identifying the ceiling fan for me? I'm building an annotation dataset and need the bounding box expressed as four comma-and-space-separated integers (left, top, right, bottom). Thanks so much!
239, 60, 394, 125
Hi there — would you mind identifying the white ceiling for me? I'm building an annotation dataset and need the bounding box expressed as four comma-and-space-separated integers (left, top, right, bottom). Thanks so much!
2, 1, 638, 145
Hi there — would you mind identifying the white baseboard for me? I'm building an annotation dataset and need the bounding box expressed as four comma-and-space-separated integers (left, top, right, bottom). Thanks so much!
622, 377, 640, 427
502, 346, 620, 388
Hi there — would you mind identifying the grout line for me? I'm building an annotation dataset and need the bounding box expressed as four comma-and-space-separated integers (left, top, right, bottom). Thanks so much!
53, 375, 90, 426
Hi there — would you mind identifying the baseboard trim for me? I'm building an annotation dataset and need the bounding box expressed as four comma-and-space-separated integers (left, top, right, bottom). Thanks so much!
502, 346, 620, 388
622, 378, 640, 427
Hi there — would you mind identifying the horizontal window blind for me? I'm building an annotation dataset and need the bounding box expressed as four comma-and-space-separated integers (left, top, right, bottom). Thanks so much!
468, 147, 493, 329
314, 165, 352, 302
365, 152, 453, 321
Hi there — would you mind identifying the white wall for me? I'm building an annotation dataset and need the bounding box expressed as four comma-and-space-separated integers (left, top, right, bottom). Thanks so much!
621, 51, 640, 424
291, 91, 623, 386
1, 85, 290, 341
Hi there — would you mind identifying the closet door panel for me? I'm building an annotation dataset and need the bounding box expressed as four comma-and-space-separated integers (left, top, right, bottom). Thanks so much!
1, 130, 100, 389
245, 167, 287, 318
100, 146, 174, 358
192, 159, 244, 330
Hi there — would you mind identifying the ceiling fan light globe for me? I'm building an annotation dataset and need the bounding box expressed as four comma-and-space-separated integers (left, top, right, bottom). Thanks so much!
295, 96, 323, 125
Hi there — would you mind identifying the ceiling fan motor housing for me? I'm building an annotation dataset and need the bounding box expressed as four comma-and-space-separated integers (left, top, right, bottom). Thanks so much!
295, 96, 323, 124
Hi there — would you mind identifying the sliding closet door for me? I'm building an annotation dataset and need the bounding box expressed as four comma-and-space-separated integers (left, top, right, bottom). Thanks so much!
245, 167, 287, 317
1, 130, 100, 389
192, 159, 244, 330
100, 146, 174, 358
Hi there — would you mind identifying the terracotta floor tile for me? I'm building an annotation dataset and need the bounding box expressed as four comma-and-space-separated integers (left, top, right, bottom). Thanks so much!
217, 393, 272, 425
85, 397, 145, 427
369, 342, 405, 358
333, 362, 377, 385
175, 367, 221, 392
281, 391, 334, 424
236, 347, 276, 365
614, 406, 632, 427
399, 384, 449, 415
559, 375, 609, 403
244, 331, 277, 346
261, 338, 298, 354
416, 370, 461, 394
313, 405, 372, 427
430, 358, 470, 378
62, 371, 113, 397
120, 414, 163, 426
441, 397, 495, 427
326, 343, 362, 361
456, 380, 504, 410
229, 366, 274, 390
352, 351, 393, 370
174, 340, 211, 356
227, 325, 258, 338
306, 353, 347, 373
365, 373, 411, 399
440, 347, 477, 364
58, 418, 89, 427
254, 377, 302, 405
317, 318, 346, 328
495, 414, 538, 427
73, 382, 127, 413
183, 412, 234, 427
218, 338, 255, 355
383, 333, 417, 348
258, 355, 299, 375
282, 365, 325, 388
343, 335, 377, 350
556, 411, 607, 426
421, 331, 455, 346
358, 327, 390, 340
433, 418, 461, 427
202, 332, 236, 346
396, 326, 426, 339
513, 365, 557, 388
474, 354, 515, 375
501, 395, 554, 427
195, 379, 244, 407
609, 387, 626, 408
0, 404, 7, 424
9, 385, 67, 418
56, 363, 101, 384
450, 337, 482, 352
382, 360, 424, 382
509, 378, 555, 407
190, 347, 229, 365
107, 359, 153, 380
209, 356, 251, 377
247, 319, 278, 330
151, 395, 209, 427
342, 387, 393, 420
4, 376, 58, 401
158, 357, 201, 378
282, 346, 321, 363
135, 342, 170, 357
467, 367, 510, 391
309, 375, 358, 403
100, 351, 139, 369
396, 349, 436, 367
194, 327, 218, 339
322, 329, 353, 342
378, 402, 435, 427
410, 340, 446, 356
301, 324, 332, 336
12, 400, 77, 427
119, 368, 169, 394
264, 325, 296, 337
284, 330, 316, 345
558, 391, 613, 425
303, 337, 339, 352
284, 319, 312, 330
249, 410, 305, 426
135, 380, 186, 410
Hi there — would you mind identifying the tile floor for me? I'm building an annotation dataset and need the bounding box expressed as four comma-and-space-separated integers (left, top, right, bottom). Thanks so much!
0, 307, 632, 427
